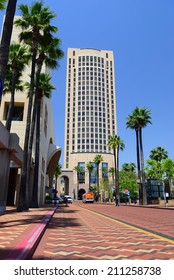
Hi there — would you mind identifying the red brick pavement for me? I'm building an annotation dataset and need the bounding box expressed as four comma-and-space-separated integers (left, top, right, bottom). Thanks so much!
0, 206, 56, 260
79, 203, 174, 240
32, 203, 174, 260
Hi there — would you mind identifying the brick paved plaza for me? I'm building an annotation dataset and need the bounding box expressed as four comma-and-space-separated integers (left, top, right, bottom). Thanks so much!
33, 203, 174, 260
0, 203, 174, 260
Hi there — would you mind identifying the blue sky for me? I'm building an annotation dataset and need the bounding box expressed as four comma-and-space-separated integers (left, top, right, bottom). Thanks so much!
1, 0, 174, 168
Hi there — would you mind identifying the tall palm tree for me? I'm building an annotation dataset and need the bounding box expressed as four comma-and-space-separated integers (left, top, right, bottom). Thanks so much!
26, 34, 63, 206
86, 161, 94, 190
126, 107, 152, 205
126, 114, 141, 187
28, 73, 56, 207
73, 165, 83, 199
4, 43, 30, 131
0, 0, 17, 103
94, 154, 103, 199
149, 146, 168, 162
107, 135, 125, 196
15, 2, 57, 211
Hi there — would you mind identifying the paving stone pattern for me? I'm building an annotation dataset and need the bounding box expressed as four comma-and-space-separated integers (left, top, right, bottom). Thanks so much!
0, 206, 54, 260
33, 203, 174, 260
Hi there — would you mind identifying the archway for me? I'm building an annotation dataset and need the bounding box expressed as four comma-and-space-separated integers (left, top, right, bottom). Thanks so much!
78, 188, 86, 200
46, 144, 61, 188
59, 175, 70, 196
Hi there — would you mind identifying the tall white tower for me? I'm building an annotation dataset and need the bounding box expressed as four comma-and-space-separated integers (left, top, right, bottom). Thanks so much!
64, 48, 117, 194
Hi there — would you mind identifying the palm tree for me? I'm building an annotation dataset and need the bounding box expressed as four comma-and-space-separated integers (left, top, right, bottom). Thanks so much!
4, 44, 30, 131
3, 67, 23, 95
109, 167, 115, 186
0, 0, 17, 103
107, 135, 125, 196
73, 165, 83, 199
28, 73, 56, 207
126, 107, 152, 205
0, 0, 6, 10
163, 158, 174, 195
54, 162, 62, 191
126, 114, 141, 189
122, 163, 136, 172
26, 35, 63, 207
94, 154, 103, 199
86, 161, 94, 190
149, 146, 168, 162
15, 2, 58, 211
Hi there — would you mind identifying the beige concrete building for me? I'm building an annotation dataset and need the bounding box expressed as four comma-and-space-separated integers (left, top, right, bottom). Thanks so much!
0, 17, 61, 212
62, 48, 117, 199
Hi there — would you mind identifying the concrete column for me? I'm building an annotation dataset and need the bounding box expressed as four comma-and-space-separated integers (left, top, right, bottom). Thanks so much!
7, 168, 18, 206
0, 149, 10, 213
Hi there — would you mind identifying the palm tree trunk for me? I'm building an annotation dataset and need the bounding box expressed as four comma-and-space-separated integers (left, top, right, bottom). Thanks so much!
0, 0, 17, 103
139, 128, 147, 205
26, 91, 37, 203
55, 176, 58, 191
77, 174, 79, 200
136, 128, 142, 204
112, 173, 114, 187
5, 72, 16, 131
29, 61, 43, 207
89, 173, 91, 190
97, 162, 99, 199
116, 147, 119, 196
113, 149, 117, 196
31, 99, 41, 208
26, 62, 42, 207
17, 50, 37, 212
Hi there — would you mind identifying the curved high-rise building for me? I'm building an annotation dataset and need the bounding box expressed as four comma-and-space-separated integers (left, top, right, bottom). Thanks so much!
63, 48, 117, 197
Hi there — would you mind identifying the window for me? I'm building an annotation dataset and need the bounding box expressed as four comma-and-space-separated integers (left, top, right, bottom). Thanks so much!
102, 162, 108, 178
4, 103, 24, 121
78, 162, 85, 184
90, 162, 97, 184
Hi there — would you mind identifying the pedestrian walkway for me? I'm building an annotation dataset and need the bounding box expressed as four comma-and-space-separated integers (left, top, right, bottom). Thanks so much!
0, 203, 174, 260
0, 206, 57, 260
33, 203, 174, 260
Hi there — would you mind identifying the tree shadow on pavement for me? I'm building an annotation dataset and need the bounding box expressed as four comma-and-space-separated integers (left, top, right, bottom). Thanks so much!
49, 217, 82, 228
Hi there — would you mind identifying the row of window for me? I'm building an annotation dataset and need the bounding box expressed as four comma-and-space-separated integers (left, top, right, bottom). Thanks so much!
77, 161, 109, 184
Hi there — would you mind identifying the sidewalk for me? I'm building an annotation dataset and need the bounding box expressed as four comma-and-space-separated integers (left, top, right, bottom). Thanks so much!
0, 205, 57, 260
121, 202, 174, 210
0, 203, 173, 260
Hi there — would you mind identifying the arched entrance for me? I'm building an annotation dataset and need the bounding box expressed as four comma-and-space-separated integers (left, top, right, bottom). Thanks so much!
59, 175, 70, 196
47, 144, 61, 189
78, 188, 86, 200
58, 170, 75, 199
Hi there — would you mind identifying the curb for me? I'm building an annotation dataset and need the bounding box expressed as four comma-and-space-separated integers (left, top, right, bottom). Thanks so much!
6, 207, 57, 260
121, 204, 174, 210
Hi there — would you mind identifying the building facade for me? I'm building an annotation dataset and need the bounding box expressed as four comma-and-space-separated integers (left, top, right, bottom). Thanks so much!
63, 48, 117, 199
